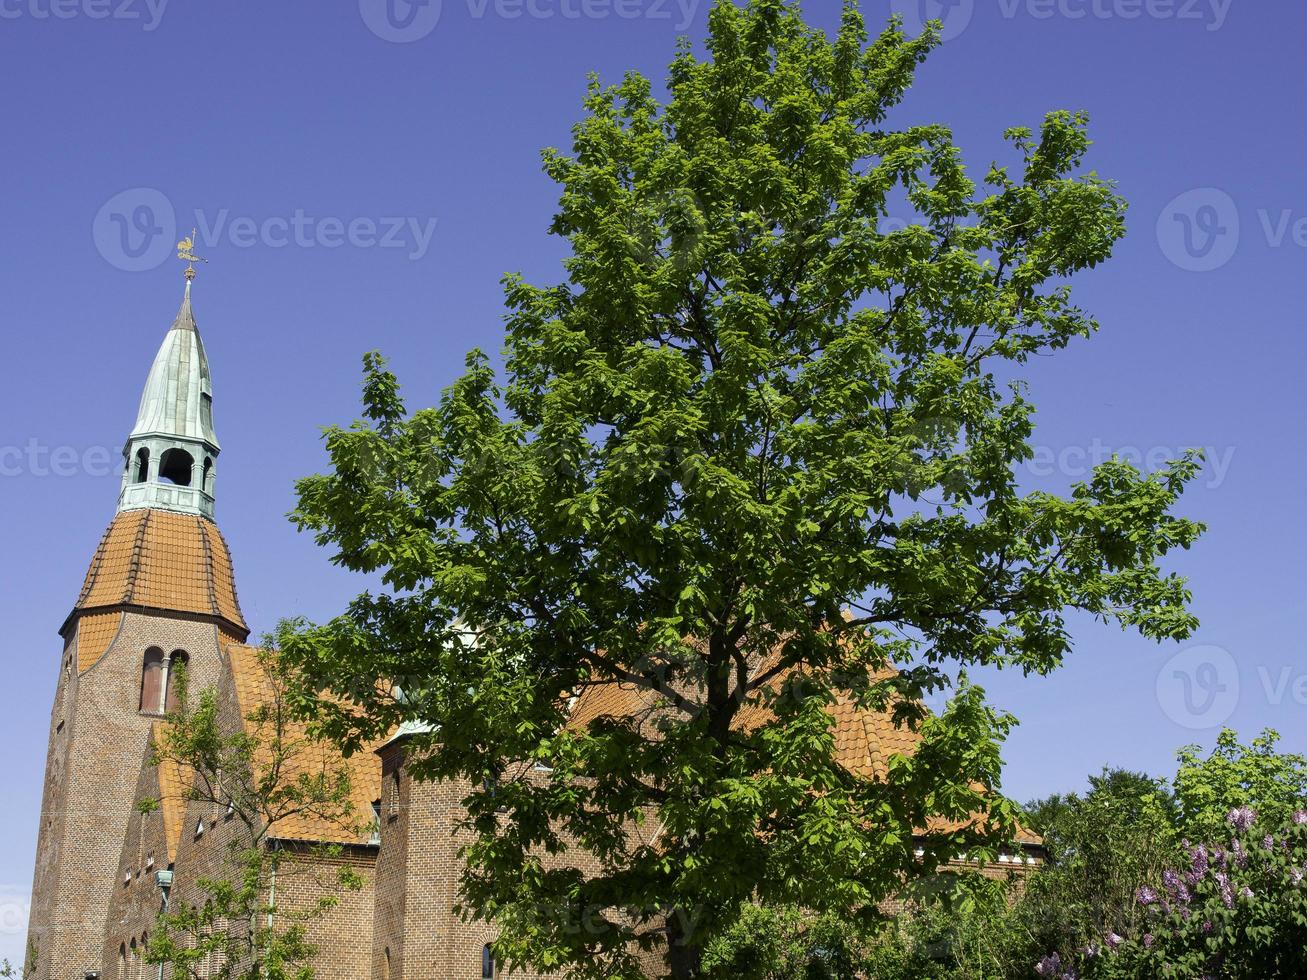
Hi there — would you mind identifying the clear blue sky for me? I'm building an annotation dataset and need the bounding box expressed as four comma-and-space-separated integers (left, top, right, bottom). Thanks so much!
0, 0, 1301, 959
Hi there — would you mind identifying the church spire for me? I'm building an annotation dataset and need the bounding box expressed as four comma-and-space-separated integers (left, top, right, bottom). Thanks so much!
118, 271, 221, 520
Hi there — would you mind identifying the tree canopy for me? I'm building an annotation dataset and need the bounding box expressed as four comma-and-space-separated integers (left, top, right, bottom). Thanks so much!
281, 1, 1203, 975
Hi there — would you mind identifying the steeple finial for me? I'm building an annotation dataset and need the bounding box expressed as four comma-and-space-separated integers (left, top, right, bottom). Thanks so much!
177, 228, 207, 282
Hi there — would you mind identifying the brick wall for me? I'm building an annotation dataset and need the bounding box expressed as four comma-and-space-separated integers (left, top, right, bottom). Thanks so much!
27, 611, 229, 980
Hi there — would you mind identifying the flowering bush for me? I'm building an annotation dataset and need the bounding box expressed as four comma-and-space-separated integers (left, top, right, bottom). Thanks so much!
1050, 808, 1307, 979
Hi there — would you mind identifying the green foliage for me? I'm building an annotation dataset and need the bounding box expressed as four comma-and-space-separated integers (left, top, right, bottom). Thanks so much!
1016, 768, 1181, 962
143, 650, 364, 980
700, 903, 875, 978
1080, 809, 1307, 979
1173, 728, 1307, 841
0, 943, 37, 978
281, 1, 1202, 975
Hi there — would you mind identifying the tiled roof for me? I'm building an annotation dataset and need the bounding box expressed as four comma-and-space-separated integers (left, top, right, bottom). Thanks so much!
69, 509, 247, 636
226, 644, 383, 847
566, 659, 1042, 847
152, 723, 194, 862
75, 611, 123, 674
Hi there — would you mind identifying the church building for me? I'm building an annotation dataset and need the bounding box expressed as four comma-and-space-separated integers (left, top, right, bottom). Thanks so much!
25, 278, 1043, 980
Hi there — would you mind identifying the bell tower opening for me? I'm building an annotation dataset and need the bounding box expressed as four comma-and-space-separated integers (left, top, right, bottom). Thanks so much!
158, 448, 194, 487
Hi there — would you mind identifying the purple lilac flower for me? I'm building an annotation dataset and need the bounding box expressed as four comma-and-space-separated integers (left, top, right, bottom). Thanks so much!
1241, 885, 1254, 900
1136, 885, 1159, 905
1263, 833, 1276, 850
1143, 934, 1156, 949
1162, 869, 1191, 903
1290, 867, 1304, 886
1201, 920, 1215, 934
1179, 906, 1192, 921
1082, 943, 1100, 958
1105, 932, 1124, 950
1227, 806, 1256, 832
1293, 809, 1307, 825
1189, 843, 1209, 874
1035, 953, 1062, 976
1232, 839, 1249, 868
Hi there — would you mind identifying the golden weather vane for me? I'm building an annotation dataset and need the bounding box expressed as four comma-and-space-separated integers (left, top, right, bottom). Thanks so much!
177, 228, 208, 281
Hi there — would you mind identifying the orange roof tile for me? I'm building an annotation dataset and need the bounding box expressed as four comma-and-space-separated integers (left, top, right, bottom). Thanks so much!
75, 611, 123, 674
151, 723, 195, 862
226, 644, 383, 846
68, 509, 247, 636
566, 657, 1042, 847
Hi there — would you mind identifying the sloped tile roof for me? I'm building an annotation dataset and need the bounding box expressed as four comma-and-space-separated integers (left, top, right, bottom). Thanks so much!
566, 659, 1041, 847
151, 723, 195, 863
75, 611, 123, 674
226, 644, 383, 847
69, 509, 247, 636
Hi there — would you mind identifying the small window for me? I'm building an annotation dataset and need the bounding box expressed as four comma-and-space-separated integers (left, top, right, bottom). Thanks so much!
388, 771, 401, 820
195, 819, 204, 839
481, 944, 495, 979
202, 455, 215, 494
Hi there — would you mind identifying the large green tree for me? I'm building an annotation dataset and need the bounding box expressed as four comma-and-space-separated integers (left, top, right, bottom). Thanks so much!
282, 2, 1203, 975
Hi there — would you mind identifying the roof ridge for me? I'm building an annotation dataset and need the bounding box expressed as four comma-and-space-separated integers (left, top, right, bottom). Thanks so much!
196, 516, 222, 619
208, 521, 247, 627
75, 518, 118, 607
123, 509, 152, 605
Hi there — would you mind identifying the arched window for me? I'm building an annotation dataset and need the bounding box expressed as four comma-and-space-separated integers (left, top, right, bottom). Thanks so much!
139, 648, 165, 713
133, 447, 150, 484
164, 651, 189, 713
158, 448, 194, 486
202, 456, 214, 494
481, 944, 495, 979
382, 947, 391, 980
118, 943, 126, 979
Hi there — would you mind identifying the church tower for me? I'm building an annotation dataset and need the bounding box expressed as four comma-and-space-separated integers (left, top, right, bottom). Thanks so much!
26, 276, 248, 979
